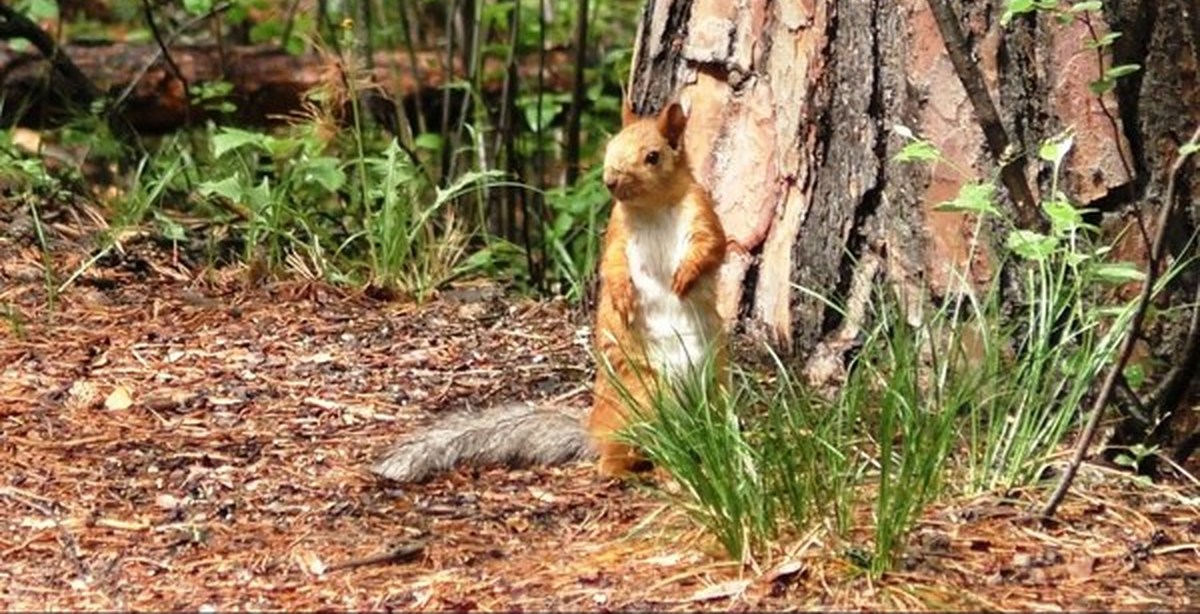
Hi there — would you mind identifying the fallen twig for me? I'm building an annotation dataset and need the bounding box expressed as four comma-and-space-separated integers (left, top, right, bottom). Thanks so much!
326, 538, 428, 573
1042, 125, 1200, 519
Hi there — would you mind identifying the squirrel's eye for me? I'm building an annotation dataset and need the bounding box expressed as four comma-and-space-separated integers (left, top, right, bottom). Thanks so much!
644, 150, 660, 165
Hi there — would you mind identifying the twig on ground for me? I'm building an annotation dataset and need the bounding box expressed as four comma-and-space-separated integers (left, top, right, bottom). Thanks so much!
326, 538, 428, 573
0, 487, 93, 580
1042, 125, 1200, 519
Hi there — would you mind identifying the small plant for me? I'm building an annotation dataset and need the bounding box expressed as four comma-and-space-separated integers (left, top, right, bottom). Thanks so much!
198, 125, 346, 276
2, 303, 27, 339
541, 166, 609, 298
1, 128, 68, 304
828, 296, 951, 573
191, 81, 238, 116
891, 126, 1168, 493
1112, 443, 1159, 478
755, 345, 861, 539
358, 139, 504, 299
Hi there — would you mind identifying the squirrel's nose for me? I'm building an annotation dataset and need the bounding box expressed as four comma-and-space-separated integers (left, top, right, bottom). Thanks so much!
603, 171, 620, 194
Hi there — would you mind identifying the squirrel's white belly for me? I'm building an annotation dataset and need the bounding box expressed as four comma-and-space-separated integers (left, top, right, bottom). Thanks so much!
626, 209, 719, 378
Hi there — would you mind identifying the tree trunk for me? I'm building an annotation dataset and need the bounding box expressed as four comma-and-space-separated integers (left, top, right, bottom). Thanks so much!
626, 0, 1199, 460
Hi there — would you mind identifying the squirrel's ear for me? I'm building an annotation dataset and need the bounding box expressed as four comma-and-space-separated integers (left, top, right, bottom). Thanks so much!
621, 97, 638, 127
656, 102, 687, 149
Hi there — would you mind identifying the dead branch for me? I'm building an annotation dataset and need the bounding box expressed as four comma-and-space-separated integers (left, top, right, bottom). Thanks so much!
924, 0, 1041, 230
325, 538, 428, 573
1042, 125, 1200, 519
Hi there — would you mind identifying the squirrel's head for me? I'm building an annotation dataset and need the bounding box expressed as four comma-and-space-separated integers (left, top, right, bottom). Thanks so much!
602, 100, 690, 207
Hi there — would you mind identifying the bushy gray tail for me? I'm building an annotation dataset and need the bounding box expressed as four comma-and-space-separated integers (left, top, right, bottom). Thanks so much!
370, 403, 596, 483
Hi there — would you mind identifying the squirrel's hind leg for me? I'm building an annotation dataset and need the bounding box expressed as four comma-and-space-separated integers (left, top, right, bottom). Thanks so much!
587, 365, 655, 477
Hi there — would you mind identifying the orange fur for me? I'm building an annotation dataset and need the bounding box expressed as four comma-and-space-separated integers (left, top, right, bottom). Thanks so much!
588, 101, 728, 477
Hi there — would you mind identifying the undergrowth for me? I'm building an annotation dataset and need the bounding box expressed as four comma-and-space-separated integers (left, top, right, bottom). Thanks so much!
621, 127, 1197, 573
2, 0, 637, 302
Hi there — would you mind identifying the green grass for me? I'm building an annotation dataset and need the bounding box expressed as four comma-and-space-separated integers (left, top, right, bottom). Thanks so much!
617, 350, 772, 563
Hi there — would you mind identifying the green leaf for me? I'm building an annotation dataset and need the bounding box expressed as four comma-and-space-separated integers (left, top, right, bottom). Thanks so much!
19, 0, 58, 20
182, 0, 213, 16
414, 133, 443, 152
1041, 199, 1083, 235
211, 128, 268, 158
1130, 443, 1159, 458
520, 94, 568, 133
1088, 78, 1115, 95
250, 19, 284, 45
297, 157, 346, 192
246, 177, 272, 209
1006, 229, 1059, 261
262, 134, 297, 159
1113, 453, 1137, 468
198, 175, 244, 202
155, 213, 187, 242
1038, 132, 1075, 165
1085, 32, 1122, 50
1104, 64, 1141, 80
1123, 363, 1146, 391
1180, 141, 1200, 156
1001, 0, 1036, 27
893, 140, 941, 163
1090, 261, 1146, 284
934, 182, 999, 216
1064, 251, 1090, 267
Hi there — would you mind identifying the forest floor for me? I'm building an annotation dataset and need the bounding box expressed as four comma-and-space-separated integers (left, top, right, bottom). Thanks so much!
1, 204, 1198, 611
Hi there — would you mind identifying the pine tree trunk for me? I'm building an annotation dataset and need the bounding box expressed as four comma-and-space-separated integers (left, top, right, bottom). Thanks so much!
626, 0, 1199, 462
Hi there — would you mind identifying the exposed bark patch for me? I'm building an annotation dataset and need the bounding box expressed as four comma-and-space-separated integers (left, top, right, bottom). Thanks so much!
1046, 14, 1133, 206
750, 1, 829, 346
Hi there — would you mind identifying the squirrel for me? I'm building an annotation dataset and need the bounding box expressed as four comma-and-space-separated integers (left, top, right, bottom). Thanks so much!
371, 100, 728, 483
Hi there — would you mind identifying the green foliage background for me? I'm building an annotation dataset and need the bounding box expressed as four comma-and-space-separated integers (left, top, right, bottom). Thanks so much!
2, 0, 641, 301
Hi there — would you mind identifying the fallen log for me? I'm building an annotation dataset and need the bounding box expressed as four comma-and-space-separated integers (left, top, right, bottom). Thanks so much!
0, 43, 573, 133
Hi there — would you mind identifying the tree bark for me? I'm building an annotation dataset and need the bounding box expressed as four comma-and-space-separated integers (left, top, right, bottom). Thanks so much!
627, 0, 1199, 459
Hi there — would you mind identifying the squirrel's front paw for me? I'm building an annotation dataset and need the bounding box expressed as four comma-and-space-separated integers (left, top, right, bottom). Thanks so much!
671, 267, 697, 297
610, 279, 637, 324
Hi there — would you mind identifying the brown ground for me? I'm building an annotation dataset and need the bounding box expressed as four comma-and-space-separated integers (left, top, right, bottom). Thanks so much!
1, 205, 1197, 611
